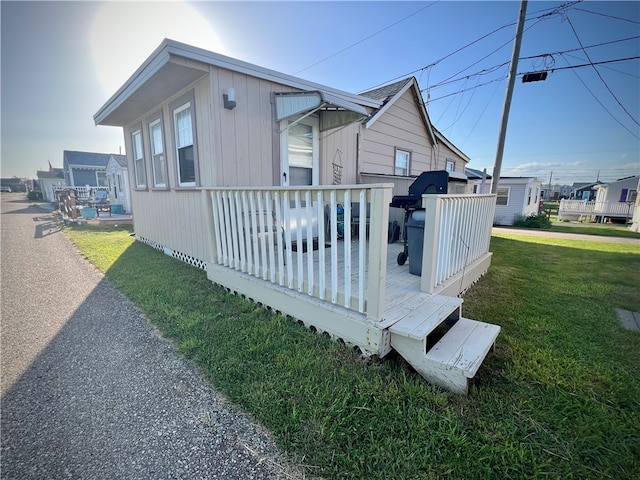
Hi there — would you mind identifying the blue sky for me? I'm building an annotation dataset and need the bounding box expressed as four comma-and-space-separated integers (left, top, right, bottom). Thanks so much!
1, 0, 639, 185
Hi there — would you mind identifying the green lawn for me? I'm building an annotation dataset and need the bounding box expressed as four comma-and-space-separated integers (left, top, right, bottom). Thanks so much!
65, 224, 640, 479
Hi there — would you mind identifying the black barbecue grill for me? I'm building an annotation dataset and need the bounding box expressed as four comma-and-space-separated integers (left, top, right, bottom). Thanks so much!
390, 170, 449, 265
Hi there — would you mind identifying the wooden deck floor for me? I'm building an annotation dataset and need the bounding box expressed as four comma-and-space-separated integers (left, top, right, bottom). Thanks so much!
280, 237, 433, 324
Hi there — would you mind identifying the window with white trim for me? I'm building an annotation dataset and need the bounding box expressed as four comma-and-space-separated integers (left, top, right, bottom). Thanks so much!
96, 171, 108, 187
149, 118, 167, 188
394, 149, 410, 176
446, 160, 455, 172
132, 129, 146, 188
496, 187, 509, 206
174, 102, 196, 186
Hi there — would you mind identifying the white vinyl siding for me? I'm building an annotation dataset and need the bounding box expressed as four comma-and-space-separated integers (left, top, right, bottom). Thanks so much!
132, 129, 146, 189
149, 118, 167, 188
174, 102, 196, 187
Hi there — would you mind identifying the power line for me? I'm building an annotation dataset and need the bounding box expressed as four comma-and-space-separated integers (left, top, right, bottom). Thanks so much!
293, 2, 439, 75
556, 54, 639, 140
424, 56, 640, 103
574, 7, 640, 25
427, 35, 639, 92
564, 13, 640, 127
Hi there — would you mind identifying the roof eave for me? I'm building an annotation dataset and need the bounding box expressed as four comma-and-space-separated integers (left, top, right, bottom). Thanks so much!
95, 39, 381, 127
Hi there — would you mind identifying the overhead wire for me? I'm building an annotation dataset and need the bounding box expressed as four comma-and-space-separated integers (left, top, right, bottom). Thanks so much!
563, 13, 640, 127
292, 1, 439, 76
557, 53, 640, 140
574, 7, 640, 25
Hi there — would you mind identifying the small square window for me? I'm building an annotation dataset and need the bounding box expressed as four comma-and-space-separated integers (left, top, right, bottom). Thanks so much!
496, 187, 509, 206
446, 160, 455, 172
395, 149, 410, 176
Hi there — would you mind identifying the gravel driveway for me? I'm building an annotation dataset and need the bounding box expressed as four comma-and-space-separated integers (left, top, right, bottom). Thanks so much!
1, 195, 304, 479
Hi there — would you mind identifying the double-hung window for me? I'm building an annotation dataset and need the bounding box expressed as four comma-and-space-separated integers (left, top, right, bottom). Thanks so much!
174, 102, 196, 186
446, 160, 455, 172
149, 118, 167, 188
394, 149, 410, 176
496, 187, 509, 206
132, 129, 146, 189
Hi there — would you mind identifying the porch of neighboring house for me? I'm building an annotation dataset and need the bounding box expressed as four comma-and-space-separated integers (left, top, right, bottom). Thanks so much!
196, 184, 499, 394
54, 186, 132, 224
558, 199, 636, 223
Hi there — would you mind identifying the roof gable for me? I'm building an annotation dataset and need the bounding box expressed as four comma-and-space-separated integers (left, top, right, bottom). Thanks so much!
360, 77, 440, 148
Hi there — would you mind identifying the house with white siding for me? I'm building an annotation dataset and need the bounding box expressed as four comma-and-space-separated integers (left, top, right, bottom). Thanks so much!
93, 39, 501, 394
105, 154, 131, 213
466, 169, 542, 226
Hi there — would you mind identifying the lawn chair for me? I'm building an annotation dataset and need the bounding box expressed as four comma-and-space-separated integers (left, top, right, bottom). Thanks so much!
88, 190, 112, 217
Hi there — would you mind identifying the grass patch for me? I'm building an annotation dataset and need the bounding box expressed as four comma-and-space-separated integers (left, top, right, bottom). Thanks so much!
64, 224, 640, 479
549, 224, 640, 238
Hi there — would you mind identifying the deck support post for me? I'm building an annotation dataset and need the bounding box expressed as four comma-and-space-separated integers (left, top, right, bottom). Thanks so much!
366, 186, 392, 322
201, 189, 218, 266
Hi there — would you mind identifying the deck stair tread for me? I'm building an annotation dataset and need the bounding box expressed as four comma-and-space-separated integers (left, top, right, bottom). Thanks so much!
388, 295, 463, 340
425, 317, 501, 378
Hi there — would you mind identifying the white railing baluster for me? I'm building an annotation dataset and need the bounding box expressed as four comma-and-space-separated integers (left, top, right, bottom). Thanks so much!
317, 191, 326, 300
274, 191, 285, 286
241, 191, 253, 274
343, 190, 351, 308
305, 190, 314, 296
222, 191, 235, 268
211, 191, 223, 264
358, 189, 366, 313
265, 192, 277, 283
294, 191, 304, 292
330, 190, 338, 304
284, 191, 294, 289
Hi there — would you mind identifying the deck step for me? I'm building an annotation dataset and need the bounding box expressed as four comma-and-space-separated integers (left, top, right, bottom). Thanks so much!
390, 316, 500, 394
425, 317, 501, 379
388, 295, 462, 340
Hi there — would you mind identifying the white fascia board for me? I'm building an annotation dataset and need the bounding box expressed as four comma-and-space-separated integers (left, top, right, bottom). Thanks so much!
94, 41, 173, 126
434, 130, 471, 163
95, 38, 380, 126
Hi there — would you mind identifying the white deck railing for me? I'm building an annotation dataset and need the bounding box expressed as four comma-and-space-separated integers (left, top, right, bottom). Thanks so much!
420, 194, 496, 294
53, 185, 109, 201
202, 185, 392, 322
558, 199, 635, 220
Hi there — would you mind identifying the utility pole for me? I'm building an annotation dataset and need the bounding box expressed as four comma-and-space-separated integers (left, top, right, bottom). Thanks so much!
491, 0, 528, 194
548, 170, 553, 199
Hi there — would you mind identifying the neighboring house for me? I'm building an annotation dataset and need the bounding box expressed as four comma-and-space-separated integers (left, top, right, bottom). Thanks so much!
63, 150, 111, 188
570, 181, 602, 200
0, 177, 28, 193
493, 177, 543, 226
630, 176, 640, 232
465, 169, 542, 226
541, 183, 571, 200
36, 168, 65, 201
105, 154, 131, 213
594, 175, 639, 205
465, 167, 492, 194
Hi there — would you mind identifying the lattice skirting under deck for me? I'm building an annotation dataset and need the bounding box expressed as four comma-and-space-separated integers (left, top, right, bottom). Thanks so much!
136, 235, 207, 270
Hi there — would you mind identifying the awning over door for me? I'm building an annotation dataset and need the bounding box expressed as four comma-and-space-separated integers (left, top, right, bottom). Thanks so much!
275, 91, 369, 132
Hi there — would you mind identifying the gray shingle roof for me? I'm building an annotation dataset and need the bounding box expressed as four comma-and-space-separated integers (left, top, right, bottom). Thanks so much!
359, 78, 412, 102
110, 154, 128, 168
63, 150, 112, 168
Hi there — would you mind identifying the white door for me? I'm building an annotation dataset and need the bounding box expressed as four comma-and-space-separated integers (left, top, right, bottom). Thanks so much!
280, 116, 319, 187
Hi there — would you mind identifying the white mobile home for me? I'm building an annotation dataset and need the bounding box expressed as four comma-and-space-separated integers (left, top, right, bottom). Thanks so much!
94, 39, 500, 394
